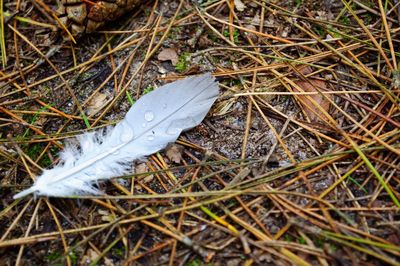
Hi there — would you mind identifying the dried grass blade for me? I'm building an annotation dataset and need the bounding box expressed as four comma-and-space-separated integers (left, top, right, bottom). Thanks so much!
0, 0, 6, 67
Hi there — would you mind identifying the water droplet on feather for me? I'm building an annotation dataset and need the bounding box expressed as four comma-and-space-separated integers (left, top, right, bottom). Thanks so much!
144, 111, 154, 122
120, 128, 134, 142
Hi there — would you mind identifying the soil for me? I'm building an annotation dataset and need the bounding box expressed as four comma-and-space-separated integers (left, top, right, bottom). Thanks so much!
0, 0, 399, 265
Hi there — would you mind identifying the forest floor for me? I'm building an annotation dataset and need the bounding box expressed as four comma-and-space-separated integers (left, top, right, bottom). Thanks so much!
0, 0, 399, 265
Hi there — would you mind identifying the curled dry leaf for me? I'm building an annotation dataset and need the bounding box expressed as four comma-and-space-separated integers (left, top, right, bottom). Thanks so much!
292, 66, 332, 123
135, 163, 154, 183
157, 48, 179, 66
392, 70, 400, 89
27, 106, 47, 128
165, 144, 184, 164
98, 209, 113, 222
86, 92, 110, 116
213, 90, 236, 116
81, 249, 98, 265
244, 24, 258, 42
82, 249, 113, 266
234, 0, 246, 11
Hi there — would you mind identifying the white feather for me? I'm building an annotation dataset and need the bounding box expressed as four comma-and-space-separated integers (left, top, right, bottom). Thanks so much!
14, 73, 219, 198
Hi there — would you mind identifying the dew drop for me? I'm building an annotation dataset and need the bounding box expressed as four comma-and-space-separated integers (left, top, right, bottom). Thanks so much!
142, 123, 147, 128
147, 135, 155, 141
162, 103, 167, 109
120, 128, 134, 142
144, 111, 154, 122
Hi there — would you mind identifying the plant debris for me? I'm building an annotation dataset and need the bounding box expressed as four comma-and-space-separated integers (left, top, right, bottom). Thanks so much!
292, 66, 332, 123
0, 0, 399, 265
157, 48, 179, 66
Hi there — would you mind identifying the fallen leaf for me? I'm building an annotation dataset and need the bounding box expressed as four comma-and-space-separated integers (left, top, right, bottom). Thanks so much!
213, 90, 237, 116
104, 258, 114, 266
244, 24, 258, 42
86, 92, 110, 116
82, 249, 113, 266
135, 163, 148, 174
234, 0, 246, 11
157, 48, 179, 66
28, 106, 47, 127
387, 233, 400, 245
135, 163, 154, 183
98, 209, 113, 222
165, 144, 184, 164
292, 66, 331, 123
198, 35, 214, 48
81, 249, 98, 265
392, 70, 400, 89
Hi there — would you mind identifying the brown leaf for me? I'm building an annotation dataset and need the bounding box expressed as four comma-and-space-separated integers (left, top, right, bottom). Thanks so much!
213, 90, 236, 116
293, 67, 331, 123
98, 209, 113, 222
86, 92, 110, 116
165, 144, 184, 164
135, 163, 154, 183
387, 233, 400, 245
81, 249, 98, 265
157, 48, 179, 66
234, 0, 246, 11
244, 24, 258, 42
28, 106, 47, 127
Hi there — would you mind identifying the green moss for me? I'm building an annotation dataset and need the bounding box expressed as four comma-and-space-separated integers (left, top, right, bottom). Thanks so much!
22, 104, 52, 138
298, 236, 307, 245
143, 85, 155, 94
339, 16, 351, 25
26, 143, 43, 160
168, 26, 182, 40
223, 29, 239, 43
312, 25, 326, 37
45, 251, 62, 262
208, 32, 219, 42
314, 237, 325, 248
40, 153, 52, 168
112, 245, 125, 258
175, 52, 190, 72
186, 258, 203, 266
284, 234, 295, 242
68, 251, 78, 265
363, 13, 373, 24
